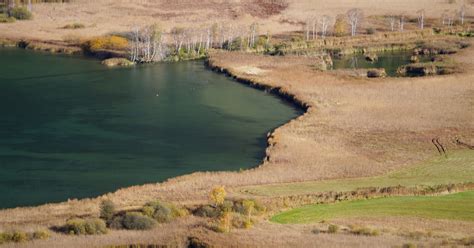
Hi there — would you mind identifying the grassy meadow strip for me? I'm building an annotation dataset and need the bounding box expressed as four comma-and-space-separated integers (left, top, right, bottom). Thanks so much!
271, 191, 474, 224
241, 150, 474, 197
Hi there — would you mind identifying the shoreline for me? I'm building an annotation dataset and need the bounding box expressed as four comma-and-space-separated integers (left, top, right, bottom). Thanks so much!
0, 45, 308, 211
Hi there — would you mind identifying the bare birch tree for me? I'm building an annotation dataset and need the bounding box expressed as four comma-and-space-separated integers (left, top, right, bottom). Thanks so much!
459, 4, 466, 25
399, 14, 406, 32
388, 15, 397, 31
320, 15, 331, 38
441, 10, 449, 25
417, 9, 425, 30
304, 18, 311, 41
347, 8, 363, 36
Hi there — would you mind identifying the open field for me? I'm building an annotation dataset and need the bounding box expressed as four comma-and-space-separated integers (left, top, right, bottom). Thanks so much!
271, 191, 474, 224
240, 150, 474, 197
0, 0, 470, 41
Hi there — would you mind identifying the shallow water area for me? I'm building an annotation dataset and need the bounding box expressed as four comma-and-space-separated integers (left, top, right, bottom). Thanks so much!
332, 51, 432, 76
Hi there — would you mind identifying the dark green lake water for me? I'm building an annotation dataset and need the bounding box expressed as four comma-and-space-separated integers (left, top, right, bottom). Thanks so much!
332, 51, 431, 76
0, 48, 302, 209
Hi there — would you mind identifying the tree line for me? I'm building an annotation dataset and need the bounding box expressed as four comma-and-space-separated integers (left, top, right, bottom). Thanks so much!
129, 22, 267, 63
303, 5, 469, 40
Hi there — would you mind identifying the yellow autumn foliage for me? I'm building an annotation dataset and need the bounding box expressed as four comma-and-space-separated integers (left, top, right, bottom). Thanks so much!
85, 36, 128, 51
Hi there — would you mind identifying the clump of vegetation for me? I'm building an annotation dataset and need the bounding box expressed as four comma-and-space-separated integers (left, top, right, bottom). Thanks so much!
397, 61, 459, 77
62, 23, 85, 29
83, 35, 129, 52
65, 218, 107, 235
402, 243, 417, 248
0, 13, 15, 23
462, 236, 474, 246
200, 187, 266, 233
32, 230, 51, 240
8, 7, 32, 20
349, 225, 380, 236
142, 200, 187, 223
366, 27, 376, 35
193, 205, 221, 218
121, 212, 157, 230
328, 224, 339, 233
334, 15, 348, 37
100, 199, 116, 224
210, 186, 227, 207
0, 230, 51, 244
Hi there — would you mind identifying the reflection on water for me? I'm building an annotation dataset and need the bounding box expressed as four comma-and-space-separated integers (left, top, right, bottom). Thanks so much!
332, 51, 432, 76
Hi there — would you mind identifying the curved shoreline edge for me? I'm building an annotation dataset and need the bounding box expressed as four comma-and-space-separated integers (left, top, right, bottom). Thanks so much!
0, 44, 310, 212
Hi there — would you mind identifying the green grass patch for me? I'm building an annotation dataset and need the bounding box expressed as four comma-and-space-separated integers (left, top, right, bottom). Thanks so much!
241, 150, 474, 197
271, 191, 474, 224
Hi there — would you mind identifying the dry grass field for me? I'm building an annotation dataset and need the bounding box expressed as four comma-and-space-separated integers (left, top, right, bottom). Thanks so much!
0, 0, 469, 41
0, 0, 474, 247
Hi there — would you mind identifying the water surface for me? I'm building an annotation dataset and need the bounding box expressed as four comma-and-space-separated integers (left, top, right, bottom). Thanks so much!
0, 48, 302, 209
332, 51, 431, 76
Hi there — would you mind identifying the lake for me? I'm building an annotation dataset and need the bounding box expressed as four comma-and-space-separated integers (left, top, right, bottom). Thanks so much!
0, 48, 302, 209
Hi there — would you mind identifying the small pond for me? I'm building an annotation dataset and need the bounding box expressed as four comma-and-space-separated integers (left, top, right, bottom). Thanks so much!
332, 51, 432, 76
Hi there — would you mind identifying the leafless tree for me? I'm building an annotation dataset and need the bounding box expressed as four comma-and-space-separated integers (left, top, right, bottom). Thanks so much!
130, 24, 166, 63
171, 26, 186, 52
347, 8, 363, 36
459, 4, 466, 25
399, 14, 406, 32
7, 0, 15, 10
387, 15, 397, 31
27, 0, 32, 11
441, 10, 449, 25
320, 15, 332, 38
304, 18, 311, 40
447, 11, 455, 27
417, 9, 425, 29
249, 23, 259, 47
311, 18, 317, 40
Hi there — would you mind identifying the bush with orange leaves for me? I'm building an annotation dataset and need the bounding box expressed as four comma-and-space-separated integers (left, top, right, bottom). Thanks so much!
83, 36, 129, 52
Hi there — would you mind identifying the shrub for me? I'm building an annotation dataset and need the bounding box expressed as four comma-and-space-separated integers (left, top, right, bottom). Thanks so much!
334, 15, 348, 37
210, 186, 226, 206
193, 205, 220, 218
143, 201, 187, 223
32, 230, 51, 240
100, 199, 116, 223
230, 213, 245, 229
328, 224, 339, 234
170, 204, 188, 218
366, 27, 376, 35
63, 23, 85, 29
109, 216, 124, 230
0, 14, 15, 23
214, 212, 232, 233
84, 36, 128, 52
65, 218, 107, 235
11, 231, 28, 243
8, 7, 32, 20
462, 236, 474, 245
122, 212, 156, 230
350, 226, 380, 236
402, 243, 417, 248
